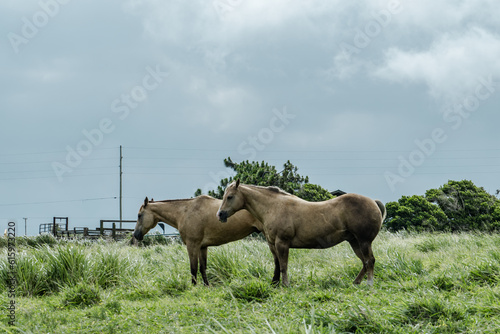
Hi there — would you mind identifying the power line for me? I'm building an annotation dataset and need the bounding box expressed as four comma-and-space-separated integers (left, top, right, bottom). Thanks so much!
0, 158, 117, 165
0, 173, 116, 181
0, 147, 118, 157
0, 166, 117, 174
0, 197, 117, 207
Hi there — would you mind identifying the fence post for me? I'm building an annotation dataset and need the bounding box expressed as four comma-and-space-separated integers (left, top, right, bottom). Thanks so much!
112, 223, 116, 240
100, 220, 104, 236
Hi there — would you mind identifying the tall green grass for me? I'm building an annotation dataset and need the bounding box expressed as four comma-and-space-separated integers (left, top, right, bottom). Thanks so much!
2, 232, 500, 333
0, 242, 142, 296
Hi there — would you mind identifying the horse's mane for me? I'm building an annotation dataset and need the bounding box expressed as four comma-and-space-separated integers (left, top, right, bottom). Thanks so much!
247, 184, 292, 196
152, 195, 215, 204
153, 199, 195, 203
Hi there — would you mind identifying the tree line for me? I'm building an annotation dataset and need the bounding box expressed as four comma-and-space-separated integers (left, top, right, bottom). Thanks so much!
194, 157, 333, 202
385, 179, 500, 232
196, 158, 500, 232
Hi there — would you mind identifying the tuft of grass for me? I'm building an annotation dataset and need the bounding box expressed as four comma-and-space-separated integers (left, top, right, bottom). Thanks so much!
155, 273, 190, 296
469, 261, 500, 285
303, 307, 336, 329
24, 234, 58, 247
45, 245, 88, 290
414, 235, 451, 252
336, 305, 388, 333
402, 297, 465, 325
116, 278, 161, 301
89, 248, 131, 289
307, 273, 346, 290
141, 233, 182, 246
432, 273, 458, 291
308, 290, 336, 303
379, 250, 425, 282
228, 278, 273, 302
61, 282, 101, 308
11, 253, 50, 297
207, 247, 241, 284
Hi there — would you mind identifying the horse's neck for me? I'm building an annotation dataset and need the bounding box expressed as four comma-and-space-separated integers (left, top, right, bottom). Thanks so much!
241, 186, 278, 222
151, 200, 191, 229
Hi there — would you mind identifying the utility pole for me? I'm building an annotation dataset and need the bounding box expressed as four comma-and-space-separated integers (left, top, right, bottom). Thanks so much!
23, 217, 27, 236
119, 145, 123, 229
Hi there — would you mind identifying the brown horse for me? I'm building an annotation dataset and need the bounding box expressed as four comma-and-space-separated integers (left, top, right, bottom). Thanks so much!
216, 180, 386, 286
133, 195, 263, 285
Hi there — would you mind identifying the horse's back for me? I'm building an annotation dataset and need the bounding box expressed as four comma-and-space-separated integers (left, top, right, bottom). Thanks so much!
282, 194, 383, 247
330, 193, 383, 240
185, 195, 261, 247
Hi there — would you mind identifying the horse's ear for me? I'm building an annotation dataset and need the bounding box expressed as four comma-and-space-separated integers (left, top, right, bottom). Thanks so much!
144, 197, 149, 207
235, 179, 240, 188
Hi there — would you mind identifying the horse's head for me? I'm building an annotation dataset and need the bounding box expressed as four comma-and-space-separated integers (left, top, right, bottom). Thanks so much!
132, 197, 158, 241
217, 179, 244, 222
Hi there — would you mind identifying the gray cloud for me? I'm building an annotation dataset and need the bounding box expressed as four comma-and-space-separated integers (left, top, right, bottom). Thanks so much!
1, 0, 499, 235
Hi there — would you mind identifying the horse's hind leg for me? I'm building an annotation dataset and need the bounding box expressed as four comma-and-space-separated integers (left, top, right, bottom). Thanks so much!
348, 239, 367, 284
199, 247, 209, 286
361, 243, 376, 286
349, 239, 376, 286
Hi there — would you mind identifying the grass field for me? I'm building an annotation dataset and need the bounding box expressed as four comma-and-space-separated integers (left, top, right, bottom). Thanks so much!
1, 231, 500, 333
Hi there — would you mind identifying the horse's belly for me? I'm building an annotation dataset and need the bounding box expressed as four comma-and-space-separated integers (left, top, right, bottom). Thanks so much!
290, 232, 347, 249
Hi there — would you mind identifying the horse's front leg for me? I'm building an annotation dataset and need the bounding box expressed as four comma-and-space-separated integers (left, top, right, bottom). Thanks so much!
275, 240, 290, 287
186, 245, 199, 285
199, 247, 209, 286
268, 243, 281, 285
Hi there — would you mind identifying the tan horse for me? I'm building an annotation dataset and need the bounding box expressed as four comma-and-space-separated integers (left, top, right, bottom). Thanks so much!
132, 196, 263, 285
216, 180, 386, 286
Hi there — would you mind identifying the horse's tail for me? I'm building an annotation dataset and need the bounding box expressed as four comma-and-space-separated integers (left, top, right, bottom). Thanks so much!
375, 200, 386, 222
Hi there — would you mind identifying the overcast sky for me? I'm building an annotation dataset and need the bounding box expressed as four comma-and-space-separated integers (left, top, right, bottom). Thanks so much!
1, 0, 499, 236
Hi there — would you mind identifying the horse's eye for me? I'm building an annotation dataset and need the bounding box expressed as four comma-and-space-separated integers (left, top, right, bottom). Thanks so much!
227, 195, 234, 200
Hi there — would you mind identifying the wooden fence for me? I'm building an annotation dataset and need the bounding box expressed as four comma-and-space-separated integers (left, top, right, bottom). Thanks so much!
39, 218, 179, 241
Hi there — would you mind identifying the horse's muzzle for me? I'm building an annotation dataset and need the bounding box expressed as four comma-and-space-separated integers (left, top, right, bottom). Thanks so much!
133, 230, 144, 241
218, 210, 228, 223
